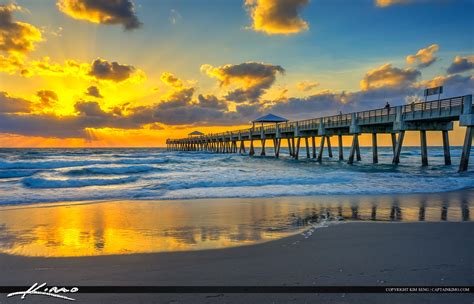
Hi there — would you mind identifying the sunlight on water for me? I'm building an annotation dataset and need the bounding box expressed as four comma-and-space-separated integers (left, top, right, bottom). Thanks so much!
0, 191, 472, 257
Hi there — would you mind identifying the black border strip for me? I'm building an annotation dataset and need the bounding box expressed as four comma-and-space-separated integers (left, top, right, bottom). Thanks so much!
0, 286, 472, 294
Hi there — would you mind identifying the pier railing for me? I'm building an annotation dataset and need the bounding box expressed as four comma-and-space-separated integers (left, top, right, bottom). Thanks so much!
171, 95, 472, 143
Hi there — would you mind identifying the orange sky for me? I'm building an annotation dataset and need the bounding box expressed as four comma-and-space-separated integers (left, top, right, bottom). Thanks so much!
0, 1, 472, 147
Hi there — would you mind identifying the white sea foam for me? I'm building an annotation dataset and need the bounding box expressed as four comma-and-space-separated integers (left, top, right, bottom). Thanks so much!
22, 176, 138, 189
65, 165, 157, 175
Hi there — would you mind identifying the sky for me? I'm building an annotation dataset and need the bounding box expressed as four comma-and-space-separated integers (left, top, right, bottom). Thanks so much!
0, 0, 473, 147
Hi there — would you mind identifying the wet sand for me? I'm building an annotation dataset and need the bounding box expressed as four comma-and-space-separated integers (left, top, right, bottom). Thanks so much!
0, 192, 473, 303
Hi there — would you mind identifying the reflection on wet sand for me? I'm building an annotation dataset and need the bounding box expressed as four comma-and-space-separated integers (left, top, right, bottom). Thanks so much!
0, 190, 472, 257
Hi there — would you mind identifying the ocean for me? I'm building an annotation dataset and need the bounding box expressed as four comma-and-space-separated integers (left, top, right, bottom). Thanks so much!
0, 147, 472, 205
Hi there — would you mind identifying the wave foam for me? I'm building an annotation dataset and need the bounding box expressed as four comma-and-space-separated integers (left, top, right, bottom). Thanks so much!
22, 176, 138, 189
65, 165, 156, 175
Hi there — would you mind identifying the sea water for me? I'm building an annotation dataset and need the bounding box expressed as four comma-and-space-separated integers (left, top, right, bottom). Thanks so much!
0, 147, 472, 205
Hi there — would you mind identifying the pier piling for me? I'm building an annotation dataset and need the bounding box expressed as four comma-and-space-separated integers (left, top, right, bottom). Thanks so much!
393, 131, 405, 164
261, 139, 266, 156
305, 137, 310, 158
372, 133, 378, 164
327, 136, 333, 158
317, 136, 325, 162
420, 130, 428, 166
459, 126, 473, 172
338, 135, 344, 160
348, 134, 359, 165
442, 130, 451, 165
295, 137, 301, 160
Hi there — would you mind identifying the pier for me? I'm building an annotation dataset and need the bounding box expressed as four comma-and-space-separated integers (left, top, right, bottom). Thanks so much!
167, 94, 474, 172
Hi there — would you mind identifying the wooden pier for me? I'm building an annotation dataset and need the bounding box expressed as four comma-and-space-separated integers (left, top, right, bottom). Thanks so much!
167, 94, 474, 172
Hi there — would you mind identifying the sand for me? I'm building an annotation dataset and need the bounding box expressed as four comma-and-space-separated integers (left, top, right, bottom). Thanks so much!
0, 220, 472, 303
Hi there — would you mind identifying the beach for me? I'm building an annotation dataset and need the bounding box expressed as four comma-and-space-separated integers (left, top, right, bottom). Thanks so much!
0, 190, 473, 303
0, 222, 472, 303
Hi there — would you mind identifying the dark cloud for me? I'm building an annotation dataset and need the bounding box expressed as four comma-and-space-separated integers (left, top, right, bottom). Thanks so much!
0, 91, 31, 113
36, 90, 58, 107
447, 55, 474, 74
85, 85, 103, 98
75, 100, 109, 117
158, 87, 195, 110
88, 58, 136, 82
0, 4, 42, 54
201, 62, 285, 102
197, 94, 228, 110
57, 0, 142, 30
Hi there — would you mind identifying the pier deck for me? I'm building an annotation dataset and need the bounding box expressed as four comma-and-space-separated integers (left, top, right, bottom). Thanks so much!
167, 95, 474, 172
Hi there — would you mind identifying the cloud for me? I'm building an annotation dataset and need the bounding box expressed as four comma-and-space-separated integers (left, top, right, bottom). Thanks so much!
296, 80, 319, 92
24, 57, 145, 83
0, 54, 24, 74
201, 62, 284, 102
74, 100, 108, 117
406, 44, 439, 68
160, 71, 184, 88
415, 74, 474, 95
245, 0, 309, 35
0, 4, 42, 54
196, 94, 228, 110
169, 9, 182, 25
0, 91, 31, 113
36, 90, 59, 108
360, 63, 421, 91
57, 0, 142, 30
156, 72, 196, 111
89, 58, 138, 82
375, 0, 413, 7
0, 98, 157, 138
265, 90, 347, 118
85, 85, 103, 98
447, 55, 474, 74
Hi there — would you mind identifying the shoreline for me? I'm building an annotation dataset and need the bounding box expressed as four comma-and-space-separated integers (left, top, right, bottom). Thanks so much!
1, 186, 473, 209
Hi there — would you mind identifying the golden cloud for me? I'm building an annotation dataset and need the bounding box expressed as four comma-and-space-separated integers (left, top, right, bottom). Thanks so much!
0, 4, 42, 54
160, 72, 184, 88
0, 54, 24, 74
296, 80, 319, 92
406, 44, 439, 68
415, 74, 473, 89
360, 63, 420, 91
245, 0, 309, 35
375, 0, 412, 7
57, 0, 142, 30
